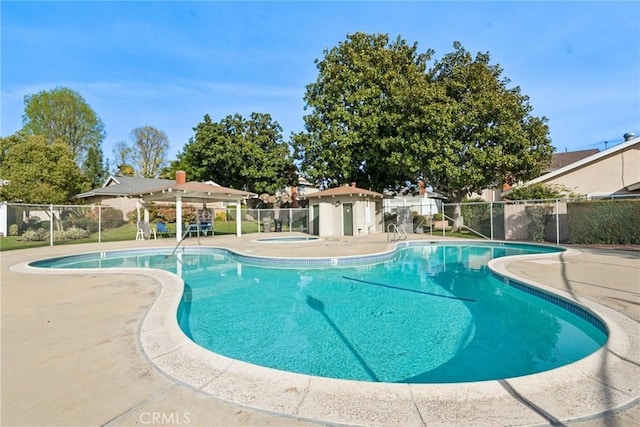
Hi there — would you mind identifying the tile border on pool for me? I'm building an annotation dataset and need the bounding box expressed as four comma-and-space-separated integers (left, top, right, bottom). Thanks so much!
489, 269, 609, 335
12, 241, 640, 426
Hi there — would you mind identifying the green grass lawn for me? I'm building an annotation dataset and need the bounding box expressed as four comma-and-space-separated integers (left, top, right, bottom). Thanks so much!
0, 221, 481, 252
0, 223, 140, 251
0, 221, 263, 251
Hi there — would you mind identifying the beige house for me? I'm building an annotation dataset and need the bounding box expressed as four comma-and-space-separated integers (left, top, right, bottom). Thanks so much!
74, 175, 231, 221
518, 133, 640, 199
74, 176, 177, 219
302, 183, 384, 237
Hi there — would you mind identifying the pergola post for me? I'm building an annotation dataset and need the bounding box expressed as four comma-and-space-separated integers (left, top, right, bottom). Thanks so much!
176, 195, 183, 242
236, 201, 242, 236
133, 171, 255, 240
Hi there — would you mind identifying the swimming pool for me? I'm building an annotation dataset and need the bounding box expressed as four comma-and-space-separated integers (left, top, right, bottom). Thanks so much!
31, 241, 607, 384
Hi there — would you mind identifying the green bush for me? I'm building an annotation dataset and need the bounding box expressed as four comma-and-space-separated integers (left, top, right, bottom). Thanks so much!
126, 210, 137, 224
215, 210, 227, 221
568, 200, 640, 245
9, 224, 19, 236
461, 200, 490, 232
20, 228, 48, 241
24, 217, 41, 231
101, 208, 125, 229
52, 227, 91, 241
155, 206, 177, 223
183, 206, 197, 223
525, 205, 554, 241
63, 227, 91, 240
412, 212, 428, 227
73, 217, 99, 233
504, 183, 578, 200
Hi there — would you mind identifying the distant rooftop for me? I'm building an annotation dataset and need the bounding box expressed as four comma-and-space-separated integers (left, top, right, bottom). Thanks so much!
74, 175, 175, 199
546, 149, 599, 173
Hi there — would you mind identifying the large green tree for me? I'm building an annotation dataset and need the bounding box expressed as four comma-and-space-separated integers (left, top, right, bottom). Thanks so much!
423, 42, 553, 206
82, 145, 108, 188
22, 87, 106, 168
0, 134, 89, 203
170, 113, 295, 194
293, 32, 440, 191
293, 34, 553, 221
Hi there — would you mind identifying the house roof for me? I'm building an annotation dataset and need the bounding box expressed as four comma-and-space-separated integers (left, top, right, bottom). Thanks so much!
518, 135, 640, 189
131, 180, 256, 203
303, 185, 384, 199
297, 177, 316, 187
74, 176, 175, 199
547, 149, 599, 172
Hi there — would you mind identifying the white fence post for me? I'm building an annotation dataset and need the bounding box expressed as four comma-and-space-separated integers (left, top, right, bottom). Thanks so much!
98, 205, 102, 243
0, 202, 7, 237
556, 199, 560, 245
490, 202, 494, 241
49, 204, 54, 247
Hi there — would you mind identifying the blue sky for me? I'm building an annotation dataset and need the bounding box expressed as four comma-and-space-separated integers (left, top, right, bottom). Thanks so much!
2, 1, 639, 166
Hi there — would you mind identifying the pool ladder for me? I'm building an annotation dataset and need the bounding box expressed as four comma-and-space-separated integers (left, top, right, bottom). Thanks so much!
169, 228, 197, 257
387, 223, 408, 242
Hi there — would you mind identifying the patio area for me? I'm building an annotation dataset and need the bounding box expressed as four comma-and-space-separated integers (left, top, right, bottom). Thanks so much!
1, 234, 639, 426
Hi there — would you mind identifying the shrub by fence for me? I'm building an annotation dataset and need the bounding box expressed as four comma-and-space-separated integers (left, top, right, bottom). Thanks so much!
0, 203, 311, 249
567, 200, 640, 245
385, 197, 639, 245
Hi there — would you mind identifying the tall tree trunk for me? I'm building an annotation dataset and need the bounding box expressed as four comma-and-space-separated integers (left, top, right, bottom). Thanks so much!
450, 193, 465, 232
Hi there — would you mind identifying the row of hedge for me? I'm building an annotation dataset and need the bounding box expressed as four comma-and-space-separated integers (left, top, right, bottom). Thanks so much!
567, 200, 640, 245
7, 207, 127, 236
19, 227, 91, 242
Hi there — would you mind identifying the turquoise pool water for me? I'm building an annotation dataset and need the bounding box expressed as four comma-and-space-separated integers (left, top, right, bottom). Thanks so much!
32, 242, 607, 383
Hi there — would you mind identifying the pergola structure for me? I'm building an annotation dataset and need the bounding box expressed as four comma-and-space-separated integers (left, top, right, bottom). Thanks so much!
132, 171, 256, 241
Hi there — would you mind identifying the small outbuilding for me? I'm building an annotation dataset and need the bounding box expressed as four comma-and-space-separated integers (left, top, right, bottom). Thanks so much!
302, 183, 384, 237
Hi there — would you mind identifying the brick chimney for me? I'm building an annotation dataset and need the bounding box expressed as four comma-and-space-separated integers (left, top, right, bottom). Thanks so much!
176, 170, 186, 184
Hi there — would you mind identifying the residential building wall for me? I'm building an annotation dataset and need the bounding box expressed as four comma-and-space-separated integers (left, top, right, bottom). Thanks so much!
101, 197, 137, 219
539, 144, 639, 197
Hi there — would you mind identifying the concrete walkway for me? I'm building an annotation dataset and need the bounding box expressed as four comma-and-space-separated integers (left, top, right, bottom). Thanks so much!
1, 234, 638, 426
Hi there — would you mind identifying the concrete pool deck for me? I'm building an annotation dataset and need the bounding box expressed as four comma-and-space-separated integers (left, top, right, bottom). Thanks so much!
1, 233, 639, 426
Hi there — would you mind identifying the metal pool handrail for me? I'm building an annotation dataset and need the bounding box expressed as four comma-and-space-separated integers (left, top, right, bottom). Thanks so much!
386, 223, 407, 242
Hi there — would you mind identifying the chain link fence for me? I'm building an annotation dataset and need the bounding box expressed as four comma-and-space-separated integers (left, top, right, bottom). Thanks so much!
384, 198, 640, 245
0, 203, 310, 250
2, 198, 638, 250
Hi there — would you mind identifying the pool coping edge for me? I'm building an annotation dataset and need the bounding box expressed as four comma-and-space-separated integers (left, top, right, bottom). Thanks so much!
10, 243, 640, 426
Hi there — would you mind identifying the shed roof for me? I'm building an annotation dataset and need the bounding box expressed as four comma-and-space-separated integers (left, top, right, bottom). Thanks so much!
303, 185, 384, 199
